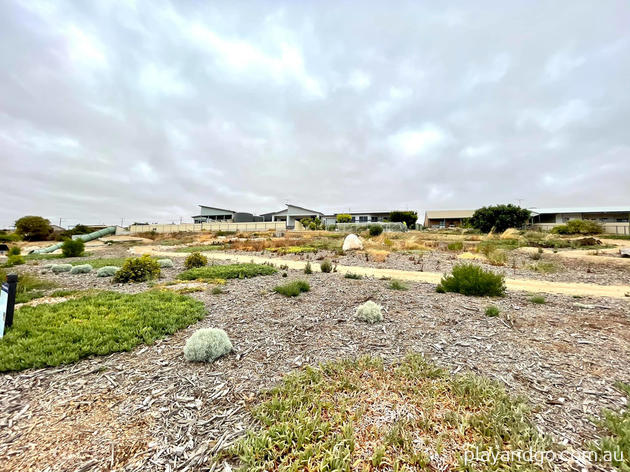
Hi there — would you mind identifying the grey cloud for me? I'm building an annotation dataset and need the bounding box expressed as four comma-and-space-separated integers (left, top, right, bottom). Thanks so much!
1, 0, 629, 227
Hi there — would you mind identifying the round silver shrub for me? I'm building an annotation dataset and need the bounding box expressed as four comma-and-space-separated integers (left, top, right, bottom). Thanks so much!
51, 264, 72, 273
70, 264, 93, 274
158, 258, 174, 268
356, 300, 383, 324
96, 266, 120, 277
184, 328, 232, 363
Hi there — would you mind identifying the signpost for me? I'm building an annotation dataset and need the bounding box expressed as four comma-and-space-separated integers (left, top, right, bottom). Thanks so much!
0, 274, 17, 338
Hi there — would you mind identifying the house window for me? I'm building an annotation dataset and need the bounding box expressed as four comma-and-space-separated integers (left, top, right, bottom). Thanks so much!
359, 216, 368, 223
371, 216, 378, 222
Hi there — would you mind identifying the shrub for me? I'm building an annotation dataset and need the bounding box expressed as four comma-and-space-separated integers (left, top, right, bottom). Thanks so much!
274, 280, 310, 297
8, 246, 21, 256
15, 216, 52, 241
51, 264, 72, 273
389, 211, 418, 228
389, 279, 408, 290
529, 249, 543, 260
304, 262, 313, 274
61, 238, 85, 257
5, 255, 25, 267
344, 272, 363, 279
184, 252, 207, 269
469, 204, 531, 233
436, 263, 506, 297
0, 232, 21, 242
320, 259, 332, 273
113, 255, 161, 283
178, 263, 276, 281
96, 266, 120, 277
369, 224, 384, 236
552, 219, 603, 235
336, 214, 352, 223
485, 305, 500, 317
356, 300, 383, 323
529, 295, 546, 304
447, 241, 463, 251
184, 328, 232, 363
157, 258, 174, 268
211, 286, 223, 295
69, 264, 92, 274
528, 262, 558, 273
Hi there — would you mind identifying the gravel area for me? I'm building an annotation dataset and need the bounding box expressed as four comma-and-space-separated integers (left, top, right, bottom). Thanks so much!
1, 264, 629, 471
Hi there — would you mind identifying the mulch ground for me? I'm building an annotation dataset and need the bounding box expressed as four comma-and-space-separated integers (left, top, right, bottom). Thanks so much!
0, 254, 629, 471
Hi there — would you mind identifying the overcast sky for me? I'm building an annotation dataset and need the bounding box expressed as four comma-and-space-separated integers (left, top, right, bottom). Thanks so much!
1, 1, 629, 227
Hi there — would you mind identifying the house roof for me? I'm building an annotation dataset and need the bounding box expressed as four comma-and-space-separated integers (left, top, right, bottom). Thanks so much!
425, 209, 475, 219
198, 205, 235, 213
285, 204, 323, 215
529, 206, 630, 216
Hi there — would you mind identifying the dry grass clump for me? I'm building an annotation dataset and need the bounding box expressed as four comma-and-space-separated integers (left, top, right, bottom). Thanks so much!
366, 249, 390, 262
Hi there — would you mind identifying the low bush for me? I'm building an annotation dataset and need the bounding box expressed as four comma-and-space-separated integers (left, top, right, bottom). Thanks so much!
1, 269, 56, 304
5, 255, 25, 267
274, 280, 310, 297
8, 246, 21, 256
304, 262, 313, 274
356, 300, 383, 323
184, 252, 207, 269
0, 232, 21, 242
178, 263, 277, 281
61, 239, 85, 257
320, 259, 332, 273
51, 264, 72, 273
447, 241, 463, 251
485, 305, 500, 317
528, 262, 558, 273
113, 255, 161, 283
529, 248, 543, 260
211, 286, 223, 295
0, 290, 205, 371
436, 263, 506, 297
158, 258, 174, 268
344, 272, 363, 279
184, 328, 232, 363
369, 224, 384, 236
69, 264, 92, 274
96, 266, 119, 277
529, 295, 546, 304
552, 219, 603, 235
388, 279, 408, 290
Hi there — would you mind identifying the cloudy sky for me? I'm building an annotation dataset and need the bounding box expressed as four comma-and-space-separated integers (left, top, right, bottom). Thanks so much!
1, 1, 629, 227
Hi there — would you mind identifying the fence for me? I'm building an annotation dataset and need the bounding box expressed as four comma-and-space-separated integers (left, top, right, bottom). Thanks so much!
531, 223, 629, 235
129, 222, 286, 234
333, 222, 408, 233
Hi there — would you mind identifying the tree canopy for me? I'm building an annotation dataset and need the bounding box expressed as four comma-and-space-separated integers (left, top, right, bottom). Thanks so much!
468, 205, 531, 233
15, 216, 52, 241
389, 211, 418, 228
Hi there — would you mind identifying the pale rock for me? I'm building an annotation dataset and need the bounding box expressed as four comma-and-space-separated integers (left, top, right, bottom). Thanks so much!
342, 234, 363, 252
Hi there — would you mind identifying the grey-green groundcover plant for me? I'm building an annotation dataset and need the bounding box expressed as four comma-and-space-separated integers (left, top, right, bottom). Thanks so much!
184, 328, 233, 363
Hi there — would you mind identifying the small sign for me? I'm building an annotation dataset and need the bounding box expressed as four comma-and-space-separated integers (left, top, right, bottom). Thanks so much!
0, 284, 8, 338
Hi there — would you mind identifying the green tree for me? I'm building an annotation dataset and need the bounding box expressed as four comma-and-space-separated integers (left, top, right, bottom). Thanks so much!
15, 216, 53, 241
389, 211, 418, 228
469, 204, 531, 233
336, 214, 352, 223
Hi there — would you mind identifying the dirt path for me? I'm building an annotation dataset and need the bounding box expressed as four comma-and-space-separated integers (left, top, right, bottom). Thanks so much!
134, 247, 630, 299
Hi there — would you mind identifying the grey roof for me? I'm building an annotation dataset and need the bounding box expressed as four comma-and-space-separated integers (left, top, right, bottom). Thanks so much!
529, 206, 630, 215
198, 205, 235, 213
285, 204, 323, 215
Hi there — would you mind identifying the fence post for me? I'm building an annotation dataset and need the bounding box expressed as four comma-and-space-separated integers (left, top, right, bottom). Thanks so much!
2, 274, 17, 332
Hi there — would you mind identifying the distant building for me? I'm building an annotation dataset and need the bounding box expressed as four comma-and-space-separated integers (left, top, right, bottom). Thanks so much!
261, 204, 324, 229
192, 206, 236, 223
424, 210, 475, 228
323, 211, 396, 226
529, 206, 630, 224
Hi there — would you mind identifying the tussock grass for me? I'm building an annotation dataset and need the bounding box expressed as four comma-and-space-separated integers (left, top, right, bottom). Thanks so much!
527, 262, 559, 273
0, 290, 205, 371
590, 382, 630, 470
228, 354, 551, 471
178, 263, 277, 281
529, 295, 546, 304
344, 272, 363, 279
388, 279, 408, 290
0, 269, 57, 304
436, 264, 506, 297
485, 305, 500, 317
273, 280, 310, 297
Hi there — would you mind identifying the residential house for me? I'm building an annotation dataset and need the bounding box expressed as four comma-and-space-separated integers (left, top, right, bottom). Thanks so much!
423, 210, 475, 228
